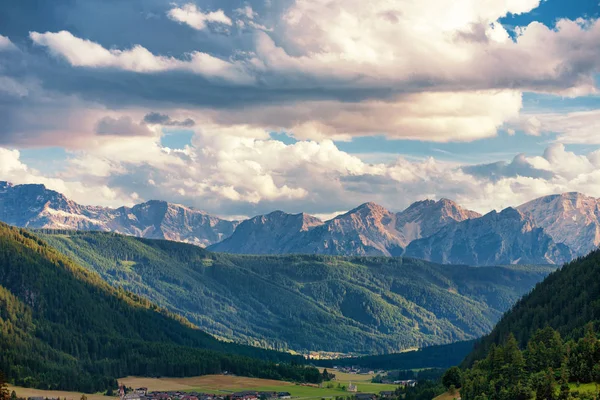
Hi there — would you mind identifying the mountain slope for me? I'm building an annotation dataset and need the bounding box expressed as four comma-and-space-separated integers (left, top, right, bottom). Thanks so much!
518, 192, 600, 256
0, 223, 314, 392
209, 210, 324, 254
39, 230, 555, 354
463, 247, 600, 367
0, 181, 237, 246
395, 199, 481, 245
210, 200, 479, 256
405, 207, 572, 266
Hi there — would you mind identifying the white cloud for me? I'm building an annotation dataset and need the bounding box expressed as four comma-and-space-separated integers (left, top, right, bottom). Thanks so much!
5, 117, 599, 218
0, 34, 16, 51
207, 90, 523, 141
167, 4, 232, 30
29, 31, 254, 84
514, 109, 600, 144
16, 1, 600, 144
0, 147, 136, 207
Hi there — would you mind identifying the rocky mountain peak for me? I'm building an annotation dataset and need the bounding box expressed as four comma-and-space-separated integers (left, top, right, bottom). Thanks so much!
394, 198, 481, 245
518, 192, 600, 255
0, 182, 236, 247
344, 202, 391, 217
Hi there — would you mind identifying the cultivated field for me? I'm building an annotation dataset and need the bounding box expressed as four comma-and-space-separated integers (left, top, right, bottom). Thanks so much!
7, 372, 400, 400
119, 376, 294, 392
119, 373, 400, 399
318, 369, 399, 394
8, 385, 110, 400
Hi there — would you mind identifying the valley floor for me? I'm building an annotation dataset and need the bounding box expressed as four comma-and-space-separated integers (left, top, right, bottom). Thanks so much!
121, 373, 399, 399
9, 374, 401, 400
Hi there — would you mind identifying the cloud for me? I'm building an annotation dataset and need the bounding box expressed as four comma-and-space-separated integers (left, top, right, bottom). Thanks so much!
0, 34, 17, 51
514, 109, 600, 144
143, 112, 195, 127
4, 116, 600, 218
0, 0, 595, 145
462, 154, 555, 182
167, 4, 232, 30
96, 116, 154, 136
10, 0, 599, 145
30, 30, 254, 84
206, 90, 523, 141
0, 147, 137, 207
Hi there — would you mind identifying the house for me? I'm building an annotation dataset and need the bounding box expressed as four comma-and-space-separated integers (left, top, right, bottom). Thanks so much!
135, 388, 149, 396
379, 391, 396, 398
347, 383, 358, 393
258, 392, 277, 399
277, 392, 291, 399
231, 391, 258, 400
124, 393, 147, 400
393, 380, 416, 388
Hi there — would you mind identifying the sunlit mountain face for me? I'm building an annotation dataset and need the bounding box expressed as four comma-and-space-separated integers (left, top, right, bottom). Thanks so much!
1, 0, 600, 222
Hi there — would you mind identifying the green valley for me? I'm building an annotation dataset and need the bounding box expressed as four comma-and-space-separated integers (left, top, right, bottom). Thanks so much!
38, 230, 555, 354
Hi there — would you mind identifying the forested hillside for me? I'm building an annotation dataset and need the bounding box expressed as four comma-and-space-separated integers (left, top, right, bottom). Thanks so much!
39, 230, 555, 353
317, 340, 475, 370
464, 249, 600, 366
456, 250, 600, 399
0, 223, 319, 393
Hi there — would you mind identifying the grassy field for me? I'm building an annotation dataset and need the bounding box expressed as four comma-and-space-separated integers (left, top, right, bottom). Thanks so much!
8, 385, 110, 400
7, 372, 400, 400
320, 370, 399, 394
119, 373, 401, 399
568, 382, 599, 395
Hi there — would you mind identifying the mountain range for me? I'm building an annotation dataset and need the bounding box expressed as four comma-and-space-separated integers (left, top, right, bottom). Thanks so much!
1, 181, 600, 265
0, 181, 238, 246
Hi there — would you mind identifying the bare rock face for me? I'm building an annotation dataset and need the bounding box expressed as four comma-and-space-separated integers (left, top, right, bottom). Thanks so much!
209, 210, 324, 254
294, 202, 406, 256
0, 182, 237, 247
518, 192, 600, 257
210, 200, 479, 256
395, 199, 482, 246
405, 207, 573, 265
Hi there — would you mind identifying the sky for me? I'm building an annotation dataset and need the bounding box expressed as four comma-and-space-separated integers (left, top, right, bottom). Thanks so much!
1, 0, 600, 219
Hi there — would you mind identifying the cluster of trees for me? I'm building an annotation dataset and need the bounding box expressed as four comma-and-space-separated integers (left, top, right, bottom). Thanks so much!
321, 369, 335, 381
0, 224, 321, 393
371, 368, 445, 383
456, 326, 600, 399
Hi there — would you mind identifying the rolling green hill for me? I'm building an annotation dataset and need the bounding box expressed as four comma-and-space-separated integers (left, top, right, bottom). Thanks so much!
38, 230, 556, 354
0, 223, 319, 393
